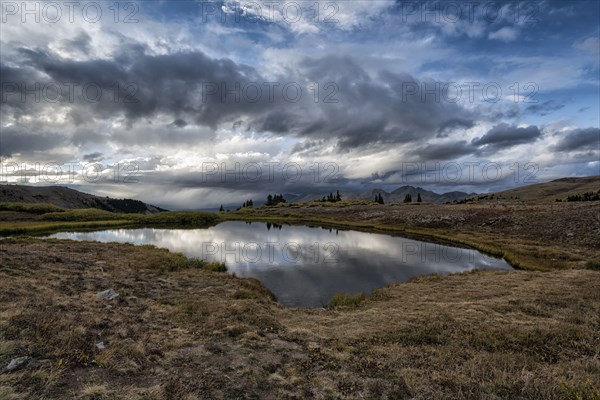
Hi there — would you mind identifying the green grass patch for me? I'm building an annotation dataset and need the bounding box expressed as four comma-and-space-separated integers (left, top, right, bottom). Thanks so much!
134, 211, 221, 226
585, 260, 600, 271
42, 209, 220, 225
42, 208, 126, 221
0, 220, 131, 236
3, 209, 221, 236
0, 202, 65, 214
203, 262, 228, 272
165, 252, 227, 272
389, 202, 433, 206
303, 200, 378, 208
328, 292, 366, 309
559, 381, 600, 400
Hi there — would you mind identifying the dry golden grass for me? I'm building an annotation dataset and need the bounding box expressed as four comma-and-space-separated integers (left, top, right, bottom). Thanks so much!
79, 384, 108, 399
1, 237, 599, 399
490, 176, 600, 202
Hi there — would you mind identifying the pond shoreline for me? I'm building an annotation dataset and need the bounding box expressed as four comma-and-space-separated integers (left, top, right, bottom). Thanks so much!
6, 200, 600, 272
46, 222, 513, 308
1, 237, 598, 399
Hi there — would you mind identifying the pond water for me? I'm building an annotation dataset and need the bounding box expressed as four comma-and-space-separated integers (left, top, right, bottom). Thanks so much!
48, 221, 512, 307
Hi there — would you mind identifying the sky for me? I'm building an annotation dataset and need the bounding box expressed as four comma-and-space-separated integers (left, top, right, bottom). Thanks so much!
1, 0, 599, 209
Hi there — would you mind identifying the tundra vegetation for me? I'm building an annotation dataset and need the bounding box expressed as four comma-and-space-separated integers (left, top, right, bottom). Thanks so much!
1, 186, 599, 399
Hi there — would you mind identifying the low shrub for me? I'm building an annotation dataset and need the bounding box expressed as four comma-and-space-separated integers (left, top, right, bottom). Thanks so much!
328, 292, 366, 309
41, 209, 125, 221
585, 260, 600, 271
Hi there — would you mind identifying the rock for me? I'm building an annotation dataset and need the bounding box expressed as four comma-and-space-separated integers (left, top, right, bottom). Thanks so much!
97, 289, 119, 300
6, 357, 30, 372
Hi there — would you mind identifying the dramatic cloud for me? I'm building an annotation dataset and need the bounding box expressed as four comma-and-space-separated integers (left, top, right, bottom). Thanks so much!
553, 128, 600, 152
525, 100, 565, 116
1, 0, 598, 208
0, 128, 67, 157
472, 123, 542, 153
82, 152, 105, 163
416, 141, 474, 161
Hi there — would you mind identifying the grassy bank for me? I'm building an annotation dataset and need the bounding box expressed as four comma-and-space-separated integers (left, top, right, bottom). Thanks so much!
2, 201, 598, 273
221, 202, 600, 271
0, 202, 65, 214
0, 209, 221, 236
0, 238, 598, 399
220, 212, 544, 271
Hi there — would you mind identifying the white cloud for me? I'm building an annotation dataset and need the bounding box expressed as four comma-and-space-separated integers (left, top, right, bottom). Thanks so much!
488, 27, 518, 42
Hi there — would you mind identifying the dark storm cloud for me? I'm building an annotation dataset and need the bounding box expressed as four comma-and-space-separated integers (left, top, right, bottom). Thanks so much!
291, 139, 328, 155
254, 111, 303, 134
71, 129, 107, 146
472, 123, 542, 153
271, 56, 478, 150
9, 47, 270, 128
170, 118, 188, 128
138, 165, 349, 197
62, 32, 93, 56
436, 118, 475, 137
416, 141, 474, 161
552, 128, 600, 152
525, 100, 565, 116
0, 63, 47, 115
3, 46, 481, 154
82, 152, 105, 162
0, 127, 66, 157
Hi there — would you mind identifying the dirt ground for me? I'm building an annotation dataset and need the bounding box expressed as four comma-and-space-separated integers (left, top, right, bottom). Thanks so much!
1, 234, 599, 399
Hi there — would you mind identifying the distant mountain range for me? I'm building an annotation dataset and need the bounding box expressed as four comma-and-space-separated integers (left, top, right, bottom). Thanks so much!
287, 186, 476, 204
2, 176, 598, 212
0, 185, 166, 214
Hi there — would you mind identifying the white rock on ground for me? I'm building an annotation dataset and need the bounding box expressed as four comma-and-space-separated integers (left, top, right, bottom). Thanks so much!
97, 289, 119, 300
6, 357, 30, 372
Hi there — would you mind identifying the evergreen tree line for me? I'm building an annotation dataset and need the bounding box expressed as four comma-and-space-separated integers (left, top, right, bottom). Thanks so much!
559, 190, 600, 202
401, 193, 422, 203
266, 194, 287, 206
320, 190, 342, 202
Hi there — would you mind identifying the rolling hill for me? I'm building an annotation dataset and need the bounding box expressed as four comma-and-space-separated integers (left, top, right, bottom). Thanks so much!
488, 176, 600, 202
0, 185, 167, 214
